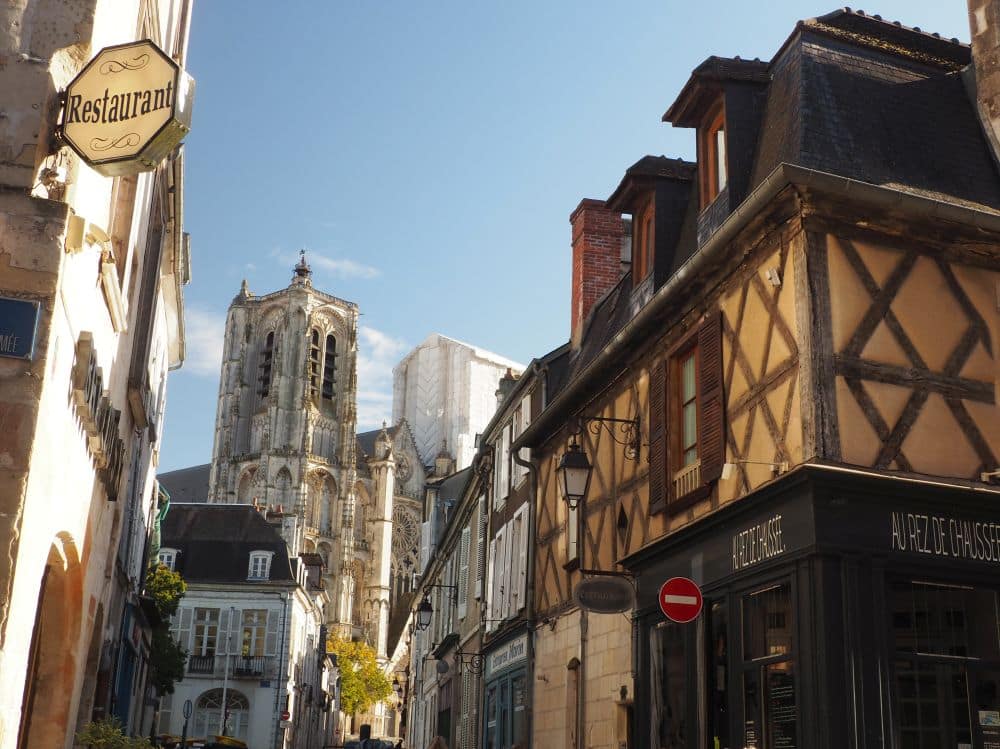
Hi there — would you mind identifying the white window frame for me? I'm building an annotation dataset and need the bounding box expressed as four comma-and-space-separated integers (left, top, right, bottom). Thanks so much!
248, 550, 275, 580
158, 547, 178, 571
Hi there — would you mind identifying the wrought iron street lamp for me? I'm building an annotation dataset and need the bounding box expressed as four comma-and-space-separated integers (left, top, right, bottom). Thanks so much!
557, 438, 592, 510
415, 597, 433, 631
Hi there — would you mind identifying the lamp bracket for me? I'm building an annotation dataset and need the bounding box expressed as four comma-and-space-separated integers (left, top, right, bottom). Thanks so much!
456, 650, 486, 674
580, 416, 641, 462
425, 583, 459, 605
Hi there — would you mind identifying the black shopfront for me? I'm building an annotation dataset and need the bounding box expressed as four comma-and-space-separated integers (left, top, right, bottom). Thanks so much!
623, 467, 1000, 749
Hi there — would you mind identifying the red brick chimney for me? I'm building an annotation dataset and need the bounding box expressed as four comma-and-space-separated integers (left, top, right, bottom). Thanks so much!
570, 198, 625, 342
969, 0, 1000, 161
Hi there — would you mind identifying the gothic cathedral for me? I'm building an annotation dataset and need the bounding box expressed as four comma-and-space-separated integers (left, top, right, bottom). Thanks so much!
206, 254, 423, 660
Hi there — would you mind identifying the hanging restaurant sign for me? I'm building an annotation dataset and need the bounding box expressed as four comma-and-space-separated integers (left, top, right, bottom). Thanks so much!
574, 576, 635, 614
60, 39, 195, 176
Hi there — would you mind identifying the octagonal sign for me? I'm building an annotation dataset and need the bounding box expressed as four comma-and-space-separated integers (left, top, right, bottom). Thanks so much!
61, 39, 195, 176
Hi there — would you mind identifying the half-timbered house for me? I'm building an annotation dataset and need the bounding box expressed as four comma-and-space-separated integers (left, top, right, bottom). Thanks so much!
515, 8, 1000, 749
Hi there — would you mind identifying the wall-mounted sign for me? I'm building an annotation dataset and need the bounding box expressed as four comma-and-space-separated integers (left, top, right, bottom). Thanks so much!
61, 39, 195, 176
0, 297, 40, 359
889, 510, 1000, 563
732, 513, 787, 571
574, 576, 635, 614
71, 332, 125, 499
659, 576, 703, 623
484, 633, 528, 680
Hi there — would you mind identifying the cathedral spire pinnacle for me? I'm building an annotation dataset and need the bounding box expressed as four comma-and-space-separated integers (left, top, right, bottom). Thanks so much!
292, 249, 312, 286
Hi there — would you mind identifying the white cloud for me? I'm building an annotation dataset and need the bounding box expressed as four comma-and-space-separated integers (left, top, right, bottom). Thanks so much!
182, 305, 226, 377
275, 250, 379, 279
356, 325, 409, 429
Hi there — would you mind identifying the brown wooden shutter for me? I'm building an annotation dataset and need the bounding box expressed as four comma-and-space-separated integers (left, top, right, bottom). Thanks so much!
698, 310, 725, 484
648, 360, 667, 511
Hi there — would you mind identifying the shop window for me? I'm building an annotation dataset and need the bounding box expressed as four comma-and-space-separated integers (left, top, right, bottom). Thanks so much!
650, 620, 687, 748
633, 198, 654, 282
649, 312, 724, 513
485, 683, 497, 749
890, 581, 1000, 749
741, 583, 797, 749
699, 105, 727, 208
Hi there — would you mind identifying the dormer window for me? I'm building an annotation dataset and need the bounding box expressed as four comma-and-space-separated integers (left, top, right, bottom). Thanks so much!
248, 550, 274, 580
158, 547, 178, 571
699, 105, 727, 207
633, 198, 654, 282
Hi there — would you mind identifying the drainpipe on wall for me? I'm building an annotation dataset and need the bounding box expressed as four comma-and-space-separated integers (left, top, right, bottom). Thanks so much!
512, 439, 538, 746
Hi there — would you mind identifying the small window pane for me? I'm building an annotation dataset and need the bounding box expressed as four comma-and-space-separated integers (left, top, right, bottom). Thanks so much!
716, 126, 727, 191
683, 402, 698, 451
765, 661, 797, 748
891, 582, 999, 659
743, 583, 793, 660
681, 354, 696, 401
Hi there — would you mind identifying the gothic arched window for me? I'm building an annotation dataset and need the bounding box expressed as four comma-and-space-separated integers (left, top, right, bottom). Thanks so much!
322, 334, 336, 400
257, 331, 274, 398
308, 329, 321, 399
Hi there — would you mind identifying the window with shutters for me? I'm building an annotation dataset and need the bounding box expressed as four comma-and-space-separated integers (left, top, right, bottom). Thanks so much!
458, 527, 471, 620
649, 311, 724, 514
474, 494, 487, 600
240, 609, 267, 657
193, 608, 220, 656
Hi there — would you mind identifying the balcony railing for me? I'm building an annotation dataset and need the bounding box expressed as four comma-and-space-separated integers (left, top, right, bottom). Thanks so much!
187, 654, 215, 674
233, 655, 271, 678
672, 460, 701, 499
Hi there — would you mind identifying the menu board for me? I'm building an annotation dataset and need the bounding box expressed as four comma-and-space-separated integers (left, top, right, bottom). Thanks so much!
766, 666, 797, 749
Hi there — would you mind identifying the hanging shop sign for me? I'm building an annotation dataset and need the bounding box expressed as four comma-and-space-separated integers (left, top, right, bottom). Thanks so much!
0, 297, 40, 360
574, 576, 635, 614
61, 39, 195, 176
659, 576, 703, 623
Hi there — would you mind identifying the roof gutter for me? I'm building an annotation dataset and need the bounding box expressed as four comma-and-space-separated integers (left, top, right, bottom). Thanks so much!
513, 162, 1000, 451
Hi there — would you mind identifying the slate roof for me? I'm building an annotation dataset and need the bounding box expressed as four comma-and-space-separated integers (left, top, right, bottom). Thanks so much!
157, 463, 211, 502
356, 425, 402, 470
429, 466, 474, 502
745, 10, 1000, 211
161, 504, 294, 584
606, 155, 697, 210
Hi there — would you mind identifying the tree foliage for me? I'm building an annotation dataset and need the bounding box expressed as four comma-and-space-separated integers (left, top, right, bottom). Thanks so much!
326, 634, 392, 716
145, 564, 188, 696
76, 717, 154, 748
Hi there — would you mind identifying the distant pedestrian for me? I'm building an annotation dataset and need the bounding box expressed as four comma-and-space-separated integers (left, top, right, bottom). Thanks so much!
395, 741, 404, 749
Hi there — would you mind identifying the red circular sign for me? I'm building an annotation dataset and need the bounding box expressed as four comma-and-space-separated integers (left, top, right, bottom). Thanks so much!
658, 577, 703, 623
281, 710, 290, 721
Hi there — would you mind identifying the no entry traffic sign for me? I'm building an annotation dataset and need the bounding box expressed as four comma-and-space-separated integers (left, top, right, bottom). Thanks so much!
659, 576, 703, 623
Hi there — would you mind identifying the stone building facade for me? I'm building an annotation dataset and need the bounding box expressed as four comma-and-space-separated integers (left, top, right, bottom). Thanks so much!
200, 259, 425, 670
0, 1, 193, 747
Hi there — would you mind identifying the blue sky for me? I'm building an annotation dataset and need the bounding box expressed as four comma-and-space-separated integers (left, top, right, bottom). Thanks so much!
159, 0, 971, 471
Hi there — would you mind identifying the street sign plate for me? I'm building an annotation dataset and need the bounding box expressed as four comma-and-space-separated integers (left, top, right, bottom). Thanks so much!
658, 576, 703, 623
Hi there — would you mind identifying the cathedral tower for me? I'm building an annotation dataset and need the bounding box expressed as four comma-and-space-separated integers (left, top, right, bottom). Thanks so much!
207, 254, 361, 626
